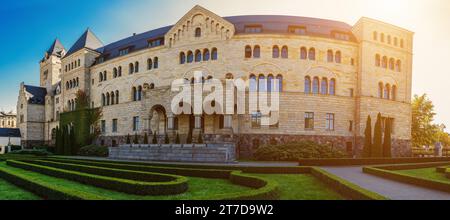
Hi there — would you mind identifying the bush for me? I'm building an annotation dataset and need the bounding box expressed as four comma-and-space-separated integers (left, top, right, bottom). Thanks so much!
9, 145, 22, 152
78, 145, 109, 157
254, 141, 347, 161
9, 149, 53, 156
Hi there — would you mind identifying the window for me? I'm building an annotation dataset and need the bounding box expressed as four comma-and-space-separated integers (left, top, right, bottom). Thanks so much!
195, 28, 201, 37
258, 75, 266, 92
203, 49, 210, 61
115, 90, 119, 104
267, 75, 274, 92
111, 92, 115, 105
101, 120, 106, 133
382, 56, 388, 68
381, 33, 385, 43
373, 31, 378, 41
389, 58, 395, 70
288, 26, 306, 35
253, 46, 260, 58
384, 84, 391, 100
245, 25, 262, 33
113, 68, 118, 78
308, 48, 316, 60
119, 48, 129, 56
180, 52, 186, 64
276, 75, 283, 92
335, 33, 350, 41
396, 60, 401, 72
375, 54, 381, 67
321, 78, 328, 95
148, 38, 163, 48
132, 87, 137, 101
102, 94, 106, 106
378, 82, 384, 98
129, 63, 134, 74
272, 46, 280, 58
394, 37, 398, 46
335, 51, 342, 63
249, 74, 257, 92
387, 35, 391, 44
349, 120, 353, 132
327, 50, 334, 62
112, 119, 118, 133
195, 50, 202, 62
147, 58, 153, 70
400, 39, 404, 48
245, 45, 252, 58
251, 111, 262, 128
305, 112, 314, 130
329, 79, 336, 95
137, 86, 142, 101
211, 48, 218, 60
219, 115, 224, 129
106, 93, 110, 106
133, 116, 140, 131
20, 115, 24, 123
134, 61, 139, 73
99, 72, 103, 82
304, 76, 311, 94
326, 113, 335, 130
186, 51, 193, 63
391, 85, 397, 101
300, 47, 307, 60
281, 46, 288, 58
312, 77, 319, 94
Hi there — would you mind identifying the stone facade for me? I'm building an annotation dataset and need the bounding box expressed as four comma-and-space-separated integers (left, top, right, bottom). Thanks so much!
0, 111, 16, 128
17, 5, 414, 158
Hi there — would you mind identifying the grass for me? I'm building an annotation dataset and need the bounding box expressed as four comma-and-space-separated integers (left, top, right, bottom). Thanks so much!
0, 162, 250, 200
250, 174, 344, 200
0, 178, 40, 200
395, 168, 450, 183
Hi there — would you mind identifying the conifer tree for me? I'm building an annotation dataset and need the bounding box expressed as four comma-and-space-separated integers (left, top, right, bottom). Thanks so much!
152, 131, 158, 144
175, 133, 181, 144
383, 118, 392, 158
372, 113, 383, 157
126, 134, 131, 144
363, 115, 372, 158
133, 133, 139, 144
164, 133, 170, 144
143, 132, 149, 144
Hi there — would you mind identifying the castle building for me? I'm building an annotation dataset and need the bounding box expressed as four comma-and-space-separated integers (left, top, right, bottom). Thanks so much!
0, 111, 17, 128
17, 5, 413, 157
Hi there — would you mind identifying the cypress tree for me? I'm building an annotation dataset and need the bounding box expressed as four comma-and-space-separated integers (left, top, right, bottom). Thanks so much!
186, 129, 193, 144
197, 131, 204, 144
363, 115, 372, 158
164, 133, 170, 144
143, 132, 149, 144
175, 133, 181, 144
63, 126, 71, 156
383, 118, 392, 158
70, 127, 77, 155
133, 133, 139, 144
126, 134, 131, 144
152, 131, 158, 144
372, 113, 383, 157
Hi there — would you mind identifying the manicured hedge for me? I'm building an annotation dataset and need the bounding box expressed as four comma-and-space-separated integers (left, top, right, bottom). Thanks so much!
0, 164, 109, 200
436, 166, 449, 173
363, 166, 450, 193
371, 162, 450, 171
299, 157, 450, 166
7, 160, 188, 196
309, 167, 387, 200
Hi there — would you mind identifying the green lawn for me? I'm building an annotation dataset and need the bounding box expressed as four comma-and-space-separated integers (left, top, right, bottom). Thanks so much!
395, 168, 450, 183
0, 178, 40, 200
251, 174, 344, 200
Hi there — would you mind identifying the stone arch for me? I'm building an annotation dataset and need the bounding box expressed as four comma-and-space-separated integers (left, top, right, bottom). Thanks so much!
149, 104, 168, 135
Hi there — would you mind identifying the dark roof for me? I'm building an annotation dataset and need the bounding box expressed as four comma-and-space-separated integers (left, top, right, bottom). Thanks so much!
0, 128, 21, 138
24, 85, 47, 105
65, 29, 104, 57
94, 15, 356, 63
47, 38, 65, 57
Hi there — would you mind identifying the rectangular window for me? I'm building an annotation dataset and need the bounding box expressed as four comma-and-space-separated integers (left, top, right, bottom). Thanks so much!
112, 119, 118, 133
133, 116, 140, 131
326, 113, 335, 130
304, 112, 314, 130
244, 25, 263, 33
148, 38, 164, 48
119, 48, 129, 56
251, 111, 262, 128
288, 26, 306, 35
101, 120, 106, 133
349, 120, 353, 132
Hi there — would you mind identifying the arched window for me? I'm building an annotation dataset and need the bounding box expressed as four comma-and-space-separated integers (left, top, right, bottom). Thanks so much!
134, 61, 139, 72
253, 45, 260, 58
211, 48, 218, 60
381, 33, 385, 42
304, 76, 311, 94
373, 31, 378, 41
111, 92, 115, 105
394, 37, 398, 46
276, 75, 283, 92
391, 85, 397, 101
99, 72, 103, 82
396, 60, 401, 72
245, 45, 252, 58
137, 86, 142, 101
329, 78, 336, 95
187, 51, 193, 63
400, 39, 404, 48
281, 46, 288, 58
258, 75, 266, 92
327, 50, 334, 62
272, 46, 280, 58
321, 78, 328, 95
153, 57, 158, 69
389, 58, 395, 70
102, 94, 106, 106
384, 84, 391, 99
118, 66, 122, 76
203, 49, 210, 61
378, 82, 384, 98
103, 71, 107, 81
225, 73, 234, 79
267, 75, 274, 92
249, 74, 257, 92
106, 92, 110, 106
387, 35, 391, 44
66, 82, 69, 89
382, 56, 388, 68
308, 48, 316, 60
129, 63, 134, 74
113, 68, 118, 78
132, 87, 137, 101
78, 59, 81, 67
195, 27, 201, 37
180, 52, 186, 64
149, 83, 155, 89
147, 58, 153, 70
312, 77, 319, 94
115, 90, 119, 104
69, 80, 73, 89
375, 54, 381, 67
335, 51, 342, 63
76, 77, 79, 87
300, 47, 307, 60
195, 50, 202, 62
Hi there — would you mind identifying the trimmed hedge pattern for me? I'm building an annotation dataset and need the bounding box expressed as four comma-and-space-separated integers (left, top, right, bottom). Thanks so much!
299, 157, 450, 166
436, 166, 449, 173
0, 164, 109, 200
371, 162, 450, 171
7, 160, 188, 196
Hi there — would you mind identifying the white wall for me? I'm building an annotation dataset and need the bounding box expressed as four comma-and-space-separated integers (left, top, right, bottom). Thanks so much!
0, 137, 21, 154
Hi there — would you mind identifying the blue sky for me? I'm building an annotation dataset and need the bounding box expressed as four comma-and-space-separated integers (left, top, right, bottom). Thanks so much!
1, 0, 449, 129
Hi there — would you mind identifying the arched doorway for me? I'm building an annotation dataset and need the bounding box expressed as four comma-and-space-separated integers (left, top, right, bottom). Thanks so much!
149, 105, 167, 135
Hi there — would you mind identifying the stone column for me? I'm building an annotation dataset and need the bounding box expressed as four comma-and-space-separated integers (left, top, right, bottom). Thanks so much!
167, 114, 175, 138
193, 115, 202, 143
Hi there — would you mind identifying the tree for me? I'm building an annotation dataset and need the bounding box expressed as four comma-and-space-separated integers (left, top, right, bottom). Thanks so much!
152, 131, 158, 144
186, 129, 193, 144
372, 113, 383, 157
63, 126, 71, 156
143, 132, 149, 144
133, 133, 139, 144
175, 133, 181, 144
383, 118, 392, 158
412, 94, 438, 148
126, 134, 131, 144
70, 126, 77, 155
197, 131, 204, 144
363, 115, 372, 158
164, 133, 170, 144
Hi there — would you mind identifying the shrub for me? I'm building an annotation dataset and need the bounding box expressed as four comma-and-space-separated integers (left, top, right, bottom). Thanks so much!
9, 149, 53, 156
164, 133, 170, 144
143, 133, 149, 144
197, 131, 204, 144
78, 145, 109, 157
254, 141, 347, 161
9, 145, 22, 152
126, 134, 131, 144
152, 132, 158, 144
133, 133, 139, 144
175, 133, 181, 144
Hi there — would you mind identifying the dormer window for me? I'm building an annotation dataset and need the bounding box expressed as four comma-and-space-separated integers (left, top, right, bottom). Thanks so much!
195, 28, 202, 37
148, 38, 164, 48
333, 32, 350, 41
244, 25, 263, 33
119, 48, 129, 56
288, 26, 306, 35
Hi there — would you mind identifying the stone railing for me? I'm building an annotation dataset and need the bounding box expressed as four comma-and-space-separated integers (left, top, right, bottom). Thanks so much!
109, 143, 236, 163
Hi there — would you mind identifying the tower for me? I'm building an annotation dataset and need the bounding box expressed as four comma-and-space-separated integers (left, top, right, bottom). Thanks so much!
40, 38, 66, 93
